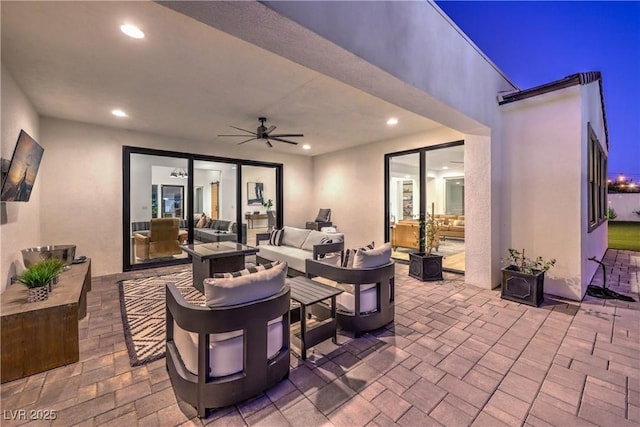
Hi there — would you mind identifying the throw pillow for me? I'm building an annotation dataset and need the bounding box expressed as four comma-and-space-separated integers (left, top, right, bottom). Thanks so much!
452, 220, 465, 226
212, 261, 281, 279
269, 228, 284, 246
216, 220, 231, 231
196, 214, 207, 228
301, 230, 329, 251
203, 261, 287, 308
342, 241, 374, 268
317, 236, 333, 259
352, 242, 392, 269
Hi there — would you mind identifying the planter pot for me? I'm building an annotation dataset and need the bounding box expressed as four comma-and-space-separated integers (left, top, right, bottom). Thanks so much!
27, 286, 49, 303
501, 266, 545, 307
409, 252, 443, 281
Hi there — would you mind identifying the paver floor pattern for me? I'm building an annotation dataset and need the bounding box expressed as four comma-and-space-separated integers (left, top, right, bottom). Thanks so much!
1, 250, 638, 426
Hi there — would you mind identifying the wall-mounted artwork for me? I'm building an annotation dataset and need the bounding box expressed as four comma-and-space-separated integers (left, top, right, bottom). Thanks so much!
247, 182, 264, 206
1, 130, 44, 202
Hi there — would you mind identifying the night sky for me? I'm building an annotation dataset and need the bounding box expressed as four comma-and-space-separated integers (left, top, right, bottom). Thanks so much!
436, 1, 640, 181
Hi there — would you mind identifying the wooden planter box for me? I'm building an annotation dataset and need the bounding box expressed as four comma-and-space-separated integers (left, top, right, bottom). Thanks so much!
409, 253, 443, 281
501, 266, 545, 307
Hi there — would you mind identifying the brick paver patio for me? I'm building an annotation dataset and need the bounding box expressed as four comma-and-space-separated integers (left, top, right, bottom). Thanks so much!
1, 250, 638, 426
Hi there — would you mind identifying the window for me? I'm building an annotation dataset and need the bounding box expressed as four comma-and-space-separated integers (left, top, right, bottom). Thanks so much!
588, 123, 607, 231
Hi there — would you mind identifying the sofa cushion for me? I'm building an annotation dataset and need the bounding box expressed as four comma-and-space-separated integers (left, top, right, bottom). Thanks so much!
301, 230, 330, 251
281, 226, 311, 249
216, 220, 231, 231
258, 244, 309, 273
452, 220, 465, 226
203, 261, 287, 308
352, 242, 392, 269
213, 261, 281, 279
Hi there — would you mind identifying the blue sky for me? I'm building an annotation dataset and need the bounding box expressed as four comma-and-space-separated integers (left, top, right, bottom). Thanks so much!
436, 0, 640, 181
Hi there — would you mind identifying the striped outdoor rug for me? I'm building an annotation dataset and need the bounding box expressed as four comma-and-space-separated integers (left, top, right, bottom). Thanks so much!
118, 270, 204, 366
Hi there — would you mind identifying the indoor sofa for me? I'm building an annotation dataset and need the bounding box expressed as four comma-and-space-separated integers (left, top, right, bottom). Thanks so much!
256, 226, 344, 275
131, 219, 247, 245
390, 215, 464, 250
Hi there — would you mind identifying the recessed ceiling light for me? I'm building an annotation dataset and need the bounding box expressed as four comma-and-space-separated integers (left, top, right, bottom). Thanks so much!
404, 175, 410, 178
302, 144, 311, 150
111, 109, 127, 118
120, 24, 144, 39
442, 166, 449, 170
386, 118, 398, 126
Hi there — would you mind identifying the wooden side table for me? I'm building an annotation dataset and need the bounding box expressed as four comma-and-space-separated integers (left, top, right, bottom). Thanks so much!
288, 276, 343, 360
1, 260, 92, 383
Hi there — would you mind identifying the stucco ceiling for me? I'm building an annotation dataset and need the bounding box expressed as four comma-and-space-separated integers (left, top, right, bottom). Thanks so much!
1, 1, 444, 156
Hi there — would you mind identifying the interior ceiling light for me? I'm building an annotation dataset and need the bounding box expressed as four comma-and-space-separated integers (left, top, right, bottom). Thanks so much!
386, 118, 398, 126
302, 144, 311, 150
120, 24, 145, 39
170, 167, 188, 178
442, 166, 449, 170
111, 109, 127, 118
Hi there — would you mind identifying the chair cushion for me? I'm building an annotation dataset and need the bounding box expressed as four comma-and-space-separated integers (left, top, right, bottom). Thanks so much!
281, 226, 311, 248
173, 317, 283, 377
203, 261, 287, 308
352, 242, 392, 269
335, 283, 377, 314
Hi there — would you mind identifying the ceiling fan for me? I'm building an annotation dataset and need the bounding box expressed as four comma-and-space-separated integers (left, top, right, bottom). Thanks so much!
218, 117, 304, 147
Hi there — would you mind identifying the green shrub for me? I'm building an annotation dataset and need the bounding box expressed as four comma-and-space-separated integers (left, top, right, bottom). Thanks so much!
502, 248, 556, 274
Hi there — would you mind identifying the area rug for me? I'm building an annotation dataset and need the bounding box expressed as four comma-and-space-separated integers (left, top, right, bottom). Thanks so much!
118, 270, 204, 366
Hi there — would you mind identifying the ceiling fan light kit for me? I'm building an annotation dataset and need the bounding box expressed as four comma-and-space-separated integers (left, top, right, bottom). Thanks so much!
218, 117, 304, 148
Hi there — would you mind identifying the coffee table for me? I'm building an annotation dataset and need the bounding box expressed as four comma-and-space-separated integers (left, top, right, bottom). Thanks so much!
181, 242, 259, 293
288, 276, 344, 360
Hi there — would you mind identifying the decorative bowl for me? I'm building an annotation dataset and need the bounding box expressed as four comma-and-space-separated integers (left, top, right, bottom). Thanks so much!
21, 245, 77, 268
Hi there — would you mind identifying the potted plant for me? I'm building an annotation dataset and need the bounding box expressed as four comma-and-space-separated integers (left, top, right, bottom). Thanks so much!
501, 248, 556, 307
40, 258, 65, 286
19, 261, 57, 302
409, 203, 443, 281
262, 199, 274, 210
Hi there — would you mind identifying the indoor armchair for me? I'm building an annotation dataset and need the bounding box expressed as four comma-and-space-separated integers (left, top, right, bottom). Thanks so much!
134, 217, 182, 260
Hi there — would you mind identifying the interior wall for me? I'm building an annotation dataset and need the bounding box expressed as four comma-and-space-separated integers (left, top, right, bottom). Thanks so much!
1, 65, 41, 292
501, 86, 584, 300
311, 127, 464, 250
38, 117, 312, 277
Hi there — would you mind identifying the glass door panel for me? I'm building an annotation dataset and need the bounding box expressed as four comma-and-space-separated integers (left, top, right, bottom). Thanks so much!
193, 160, 239, 243
423, 144, 465, 272
129, 154, 189, 267
388, 152, 421, 262
242, 165, 277, 246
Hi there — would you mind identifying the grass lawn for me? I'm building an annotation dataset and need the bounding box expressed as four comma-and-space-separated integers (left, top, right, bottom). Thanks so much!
608, 221, 640, 251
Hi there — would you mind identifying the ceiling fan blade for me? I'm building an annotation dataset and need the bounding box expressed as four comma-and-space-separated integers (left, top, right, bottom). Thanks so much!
269, 133, 304, 138
229, 125, 255, 134
265, 140, 273, 148
269, 136, 299, 145
237, 138, 257, 145
218, 134, 257, 137
265, 125, 277, 134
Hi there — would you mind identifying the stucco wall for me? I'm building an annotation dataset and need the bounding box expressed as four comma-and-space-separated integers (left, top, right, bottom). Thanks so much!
37, 117, 313, 277
608, 193, 640, 222
500, 86, 584, 300
580, 81, 609, 290
1, 66, 41, 292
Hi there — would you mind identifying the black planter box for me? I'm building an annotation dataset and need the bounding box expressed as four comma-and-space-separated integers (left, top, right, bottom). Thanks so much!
501, 266, 545, 307
409, 253, 443, 281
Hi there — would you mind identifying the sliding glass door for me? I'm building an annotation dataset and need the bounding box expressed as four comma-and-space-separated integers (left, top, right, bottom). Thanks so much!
385, 141, 465, 272
123, 147, 283, 271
